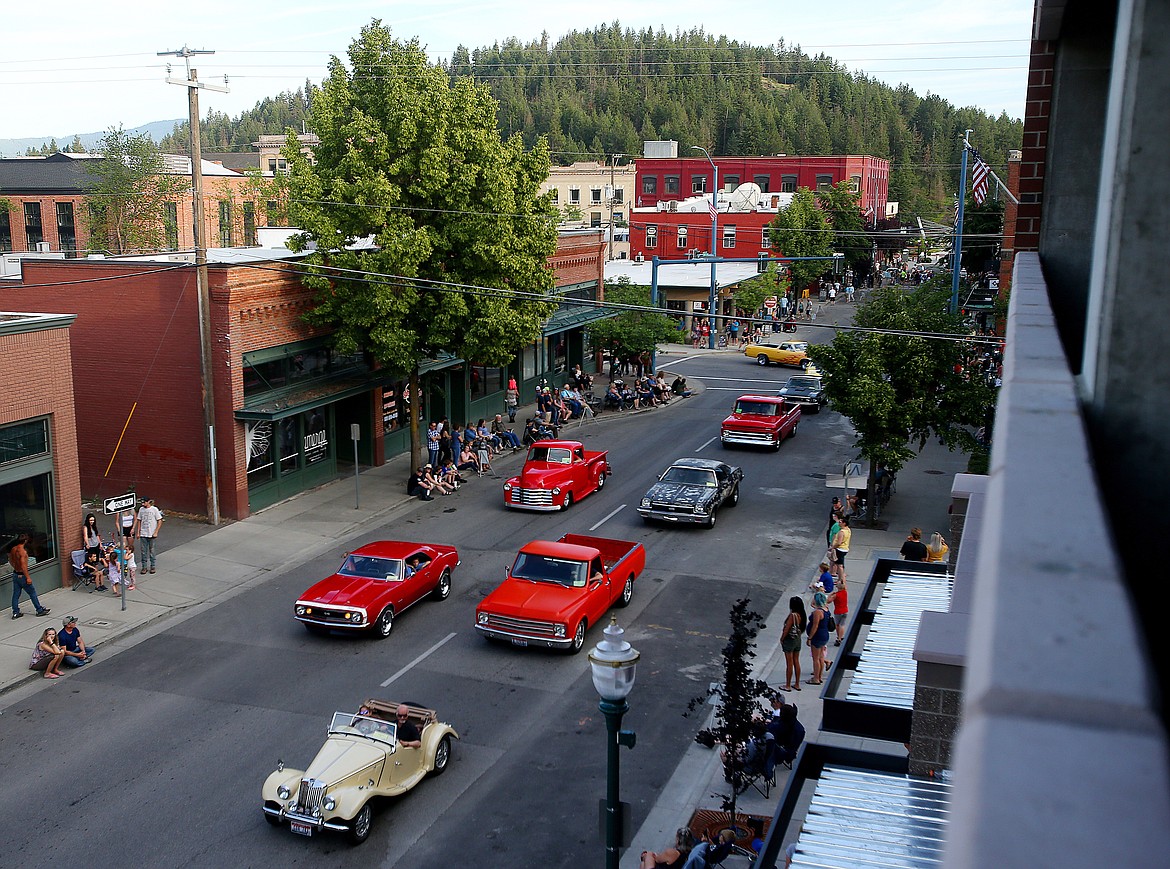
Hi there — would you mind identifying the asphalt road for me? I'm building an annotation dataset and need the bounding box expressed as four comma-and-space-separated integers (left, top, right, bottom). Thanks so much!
0, 348, 861, 868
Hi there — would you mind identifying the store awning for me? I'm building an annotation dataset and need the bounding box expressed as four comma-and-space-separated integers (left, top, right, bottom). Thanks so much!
542, 303, 617, 337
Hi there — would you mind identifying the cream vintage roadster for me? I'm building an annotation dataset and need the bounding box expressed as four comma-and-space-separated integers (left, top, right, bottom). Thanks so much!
262, 699, 458, 844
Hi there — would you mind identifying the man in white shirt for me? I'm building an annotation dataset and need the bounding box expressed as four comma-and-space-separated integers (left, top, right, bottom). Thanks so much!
134, 498, 164, 574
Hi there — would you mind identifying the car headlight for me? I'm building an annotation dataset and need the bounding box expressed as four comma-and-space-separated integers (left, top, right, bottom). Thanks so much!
295, 605, 306, 616
551, 486, 561, 495
640, 497, 651, 508
277, 785, 291, 800
477, 612, 489, 625
554, 624, 566, 638
345, 611, 363, 624
693, 504, 707, 514
503, 482, 511, 491
323, 795, 337, 811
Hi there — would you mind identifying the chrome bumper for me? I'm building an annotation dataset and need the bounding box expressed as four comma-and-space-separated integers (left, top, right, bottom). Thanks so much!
474, 624, 571, 648
503, 501, 563, 512
637, 508, 708, 524
720, 430, 777, 446
263, 804, 349, 833
294, 615, 367, 630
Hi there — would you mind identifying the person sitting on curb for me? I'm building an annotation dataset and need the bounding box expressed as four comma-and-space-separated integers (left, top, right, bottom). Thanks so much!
58, 616, 95, 667
29, 627, 66, 679
423, 464, 453, 496
407, 467, 435, 501
640, 827, 696, 869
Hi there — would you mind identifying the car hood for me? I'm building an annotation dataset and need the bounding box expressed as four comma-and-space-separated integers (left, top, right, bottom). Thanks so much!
304, 737, 388, 784
479, 578, 586, 617
643, 482, 714, 508
722, 412, 780, 427
517, 464, 570, 486
299, 575, 390, 608
779, 383, 822, 397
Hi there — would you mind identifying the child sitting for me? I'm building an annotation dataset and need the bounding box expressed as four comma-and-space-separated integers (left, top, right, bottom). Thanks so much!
83, 550, 109, 592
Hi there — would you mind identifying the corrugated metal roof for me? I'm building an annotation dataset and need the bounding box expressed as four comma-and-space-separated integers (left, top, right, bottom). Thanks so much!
789, 766, 952, 868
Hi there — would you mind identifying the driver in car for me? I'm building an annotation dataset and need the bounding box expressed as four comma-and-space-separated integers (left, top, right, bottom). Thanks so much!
395, 705, 422, 748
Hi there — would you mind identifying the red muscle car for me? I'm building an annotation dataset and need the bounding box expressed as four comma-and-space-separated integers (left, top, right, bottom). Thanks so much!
503, 440, 610, 511
475, 534, 645, 653
295, 541, 458, 638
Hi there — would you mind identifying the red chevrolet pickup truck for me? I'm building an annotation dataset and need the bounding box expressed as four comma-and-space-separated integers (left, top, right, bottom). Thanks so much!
475, 534, 645, 653
502, 440, 610, 511
720, 394, 801, 450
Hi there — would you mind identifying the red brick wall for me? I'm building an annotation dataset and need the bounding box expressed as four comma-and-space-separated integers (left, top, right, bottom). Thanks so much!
1015, 40, 1055, 251
0, 323, 83, 588
2, 261, 207, 516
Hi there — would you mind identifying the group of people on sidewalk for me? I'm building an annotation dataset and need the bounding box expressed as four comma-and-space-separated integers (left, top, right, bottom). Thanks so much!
28, 615, 95, 680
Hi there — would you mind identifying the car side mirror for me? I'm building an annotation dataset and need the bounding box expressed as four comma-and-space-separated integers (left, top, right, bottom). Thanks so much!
277, 759, 284, 772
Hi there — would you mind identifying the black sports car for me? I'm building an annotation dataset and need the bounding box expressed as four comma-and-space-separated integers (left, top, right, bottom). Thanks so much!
637, 458, 744, 528
777, 374, 826, 412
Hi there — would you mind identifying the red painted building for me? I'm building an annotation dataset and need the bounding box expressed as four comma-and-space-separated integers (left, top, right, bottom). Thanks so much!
629, 155, 890, 261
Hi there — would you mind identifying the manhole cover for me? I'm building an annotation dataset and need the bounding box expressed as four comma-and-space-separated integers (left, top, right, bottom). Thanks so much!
924, 469, 945, 475
85, 619, 119, 629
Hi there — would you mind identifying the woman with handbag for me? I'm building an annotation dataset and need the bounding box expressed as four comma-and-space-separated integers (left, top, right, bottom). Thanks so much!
780, 596, 807, 692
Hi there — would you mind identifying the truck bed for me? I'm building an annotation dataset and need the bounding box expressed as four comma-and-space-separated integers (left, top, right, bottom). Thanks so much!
558, 533, 640, 572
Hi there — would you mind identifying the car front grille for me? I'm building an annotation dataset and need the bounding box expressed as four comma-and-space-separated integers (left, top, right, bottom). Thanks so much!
296, 777, 326, 815
511, 487, 554, 507
483, 613, 558, 638
300, 606, 364, 625
723, 429, 774, 443
651, 502, 697, 515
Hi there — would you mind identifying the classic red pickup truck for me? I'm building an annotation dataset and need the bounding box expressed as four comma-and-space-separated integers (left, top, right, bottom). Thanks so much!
475, 534, 645, 653
720, 394, 801, 450
502, 440, 610, 511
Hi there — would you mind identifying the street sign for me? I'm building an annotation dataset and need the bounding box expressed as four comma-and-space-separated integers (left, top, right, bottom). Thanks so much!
764, 295, 778, 310
103, 493, 136, 514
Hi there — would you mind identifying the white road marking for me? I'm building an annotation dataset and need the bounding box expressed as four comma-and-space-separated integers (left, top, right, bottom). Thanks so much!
695, 436, 717, 452
380, 632, 457, 687
589, 504, 626, 531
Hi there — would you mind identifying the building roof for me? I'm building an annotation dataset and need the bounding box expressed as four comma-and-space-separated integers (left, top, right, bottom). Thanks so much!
0, 311, 77, 335
0, 153, 93, 194
201, 152, 260, 172
605, 259, 761, 288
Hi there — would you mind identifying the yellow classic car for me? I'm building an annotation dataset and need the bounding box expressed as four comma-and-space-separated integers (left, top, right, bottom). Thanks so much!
262, 699, 458, 845
743, 340, 812, 369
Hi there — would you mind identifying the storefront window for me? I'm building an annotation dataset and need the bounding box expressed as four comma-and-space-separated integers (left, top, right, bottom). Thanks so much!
550, 335, 567, 374
0, 473, 56, 566
278, 417, 300, 474
382, 382, 406, 434
245, 421, 274, 486
302, 409, 329, 465
470, 364, 505, 399
522, 344, 537, 381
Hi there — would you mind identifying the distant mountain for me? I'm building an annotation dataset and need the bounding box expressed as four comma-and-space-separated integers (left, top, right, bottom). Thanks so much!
0, 119, 184, 158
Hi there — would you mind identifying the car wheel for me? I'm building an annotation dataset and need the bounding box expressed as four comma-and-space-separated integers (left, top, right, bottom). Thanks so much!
563, 491, 574, 510
729, 484, 740, 506
568, 619, 587, 654
304, 623, 329, 636
596, 472, 606, 490
347, 803, 372, 845
756, 354, 769, 366
431, 734, 452, 776
707, 509, 717, 528
432, 568, 451, 601
375, 608, 394, 639
617, 576, 633, 608
790, 423, 798, 438
264, 807, 281, 827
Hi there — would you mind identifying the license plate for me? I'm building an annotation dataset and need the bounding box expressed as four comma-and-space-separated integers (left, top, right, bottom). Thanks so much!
290, 822, 314, 837
511, 638, 528, 647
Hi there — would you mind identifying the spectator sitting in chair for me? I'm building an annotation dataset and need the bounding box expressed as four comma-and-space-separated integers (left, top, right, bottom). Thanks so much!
764, 702, 805, 781
491, 414, 523, 450
683, 829, 737, 869
82, 549, 110, 592
635, 377, 656, 408
560, 386, 583, 419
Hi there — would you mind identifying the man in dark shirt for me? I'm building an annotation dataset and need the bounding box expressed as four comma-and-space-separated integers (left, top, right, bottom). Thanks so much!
900, 527, 929, 561
58, 615, 94, 667
394, 704, 421, 748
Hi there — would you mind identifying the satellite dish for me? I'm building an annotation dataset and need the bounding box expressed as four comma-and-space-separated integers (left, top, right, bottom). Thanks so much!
727, 182, 762, 212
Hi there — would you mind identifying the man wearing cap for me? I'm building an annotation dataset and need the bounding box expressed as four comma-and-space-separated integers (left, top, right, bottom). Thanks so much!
58, 616, 94, 667
134, 498, 164, 574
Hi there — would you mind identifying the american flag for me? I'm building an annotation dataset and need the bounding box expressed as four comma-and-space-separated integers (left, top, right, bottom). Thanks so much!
708, 193, 718, 218
970, 150, 990, 206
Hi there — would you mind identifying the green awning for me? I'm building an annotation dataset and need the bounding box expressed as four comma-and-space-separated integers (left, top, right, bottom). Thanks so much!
542, 304, 617, 336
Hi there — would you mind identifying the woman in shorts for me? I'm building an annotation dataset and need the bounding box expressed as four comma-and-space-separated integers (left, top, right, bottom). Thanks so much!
780, 596, 806, 692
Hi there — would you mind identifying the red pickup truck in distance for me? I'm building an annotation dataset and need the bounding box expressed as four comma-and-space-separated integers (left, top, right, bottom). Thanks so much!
475, 534, 645, 653
720, 395, 801, 450
502, 440, 610, 511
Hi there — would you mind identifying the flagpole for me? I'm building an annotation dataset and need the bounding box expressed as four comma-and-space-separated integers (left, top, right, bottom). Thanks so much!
951, 130, 972, 316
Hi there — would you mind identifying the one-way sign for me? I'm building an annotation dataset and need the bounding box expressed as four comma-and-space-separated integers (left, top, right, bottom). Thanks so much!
104, 493, 136, 514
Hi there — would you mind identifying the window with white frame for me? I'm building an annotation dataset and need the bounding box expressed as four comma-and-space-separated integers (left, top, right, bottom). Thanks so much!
780, 175, 797, 193
754, 174, 771, 192
645, 224, 658, 248
691, 175, 707, 194
676, 225, 688, 250
569, 187, 581, 204
761, 226, 772, 249
722, 225, 737, 249
590, 187, 603, 205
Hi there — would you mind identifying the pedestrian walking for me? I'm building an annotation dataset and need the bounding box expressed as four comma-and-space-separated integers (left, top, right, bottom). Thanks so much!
9, 533, 50, 619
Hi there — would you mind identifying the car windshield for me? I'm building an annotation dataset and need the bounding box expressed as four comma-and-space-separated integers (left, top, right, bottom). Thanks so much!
511, 553, 589, 588
661, 467, 718, 487
338, 555, 403, 581
734, 400, 780, 415
786, 377, 820, 389
527, 446, 572, 464
329, 711, 398, 745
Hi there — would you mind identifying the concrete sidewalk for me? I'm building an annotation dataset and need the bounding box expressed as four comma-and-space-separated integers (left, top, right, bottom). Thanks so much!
621, 436, 971, 866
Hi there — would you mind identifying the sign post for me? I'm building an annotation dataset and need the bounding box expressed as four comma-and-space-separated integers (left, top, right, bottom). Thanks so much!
351, 424, 361, 510
102, 493, 135, 612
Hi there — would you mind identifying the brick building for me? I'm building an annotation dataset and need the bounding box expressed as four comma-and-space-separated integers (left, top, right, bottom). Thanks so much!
1, 311, 82, 595
1, 228, 606, 519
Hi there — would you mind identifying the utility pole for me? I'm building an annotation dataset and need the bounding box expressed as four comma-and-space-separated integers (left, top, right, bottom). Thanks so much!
161, 46, 229, 525
951, 129, 973, 316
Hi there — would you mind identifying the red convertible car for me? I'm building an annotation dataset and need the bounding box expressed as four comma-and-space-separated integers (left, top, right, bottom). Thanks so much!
295, 541, 458, 638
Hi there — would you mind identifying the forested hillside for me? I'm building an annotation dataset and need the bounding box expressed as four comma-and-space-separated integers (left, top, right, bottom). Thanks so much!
161, 23, 1022, 223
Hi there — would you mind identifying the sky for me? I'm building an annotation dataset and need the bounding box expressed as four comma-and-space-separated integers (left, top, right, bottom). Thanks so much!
0, 0, 1035, 141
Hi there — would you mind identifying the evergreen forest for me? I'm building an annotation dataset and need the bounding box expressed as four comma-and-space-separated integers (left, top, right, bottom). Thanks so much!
159, 23, 1023, 224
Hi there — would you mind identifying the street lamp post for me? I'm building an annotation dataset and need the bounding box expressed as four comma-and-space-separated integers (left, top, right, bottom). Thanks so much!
691, 145, 719, 349
590, 616, 639, 869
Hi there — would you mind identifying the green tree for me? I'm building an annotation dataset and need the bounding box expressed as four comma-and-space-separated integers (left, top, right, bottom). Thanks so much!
287, 21, 559, 467
587, 277, 678, 375
86, 127, 184, 254
767, 188, 833, 295
731, 268, 776, 320
808, 281, 995, 523
959, 198, 1004, 275
818, 180, 871, 281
